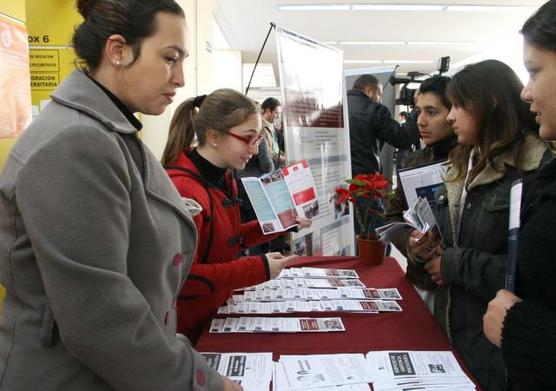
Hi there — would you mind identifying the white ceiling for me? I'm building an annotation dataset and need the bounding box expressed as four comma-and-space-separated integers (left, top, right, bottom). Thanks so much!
214, 0, 543, 81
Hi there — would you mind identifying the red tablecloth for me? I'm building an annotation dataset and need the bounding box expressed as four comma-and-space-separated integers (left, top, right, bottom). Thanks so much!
196, 256, 481, 389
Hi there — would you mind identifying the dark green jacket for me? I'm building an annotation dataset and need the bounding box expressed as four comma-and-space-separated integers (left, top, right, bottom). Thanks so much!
408, 132, 548, 391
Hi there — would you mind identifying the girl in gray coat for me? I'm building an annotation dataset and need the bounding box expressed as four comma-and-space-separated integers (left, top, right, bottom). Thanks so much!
0, 1, 239, 390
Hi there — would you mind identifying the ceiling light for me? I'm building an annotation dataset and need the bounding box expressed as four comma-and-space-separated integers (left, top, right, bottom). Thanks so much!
407, 41, 477, 46
344, 60, 383, 64
383, 60, 435, 64
352, 4, 446, 11
278, 3, 537, 13
278, 4, 350, 11
340, 41, 405, 45
445, 5, 536, 12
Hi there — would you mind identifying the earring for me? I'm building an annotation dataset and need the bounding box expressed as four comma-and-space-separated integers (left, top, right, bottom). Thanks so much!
212, 143, 218, 147
115, 60, 121, 66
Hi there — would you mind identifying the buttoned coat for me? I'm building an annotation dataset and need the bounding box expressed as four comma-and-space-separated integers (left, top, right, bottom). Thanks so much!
0, 71, 222, 391
408, 132, 548, 391
166, 151, 276, 341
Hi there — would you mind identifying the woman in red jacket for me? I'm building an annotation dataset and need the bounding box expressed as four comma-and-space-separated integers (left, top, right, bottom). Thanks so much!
162, 89, 309, 341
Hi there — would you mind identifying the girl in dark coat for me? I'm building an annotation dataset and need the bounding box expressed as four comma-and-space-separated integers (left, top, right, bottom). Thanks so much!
407, 59, 547, 390
484, 2, 556, 389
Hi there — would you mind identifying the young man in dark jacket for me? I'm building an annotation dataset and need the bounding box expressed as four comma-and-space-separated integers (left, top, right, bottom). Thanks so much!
386, 76, 456, 291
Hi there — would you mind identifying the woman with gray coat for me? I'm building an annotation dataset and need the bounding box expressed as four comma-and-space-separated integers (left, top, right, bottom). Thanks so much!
0, 1, 239, 390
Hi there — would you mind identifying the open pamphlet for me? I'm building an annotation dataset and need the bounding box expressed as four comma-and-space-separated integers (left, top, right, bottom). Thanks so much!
375, 196, 444, 247
201, 352, 273, 391
209, 316, 345, 333
398, 160, 447, 209
240, 160, 319, 234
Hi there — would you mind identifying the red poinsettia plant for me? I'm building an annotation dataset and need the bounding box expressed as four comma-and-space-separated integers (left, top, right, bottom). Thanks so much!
335, 173, 392, 239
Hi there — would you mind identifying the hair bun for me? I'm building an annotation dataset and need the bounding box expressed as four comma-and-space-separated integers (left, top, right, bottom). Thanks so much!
77, 0, 96, 18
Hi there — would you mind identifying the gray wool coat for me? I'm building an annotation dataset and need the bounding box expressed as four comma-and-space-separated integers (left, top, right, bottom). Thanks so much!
0, 71, 223, 391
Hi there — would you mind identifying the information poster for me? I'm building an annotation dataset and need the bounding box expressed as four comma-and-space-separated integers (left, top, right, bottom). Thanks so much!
26, 0, 79, 112
276, 27, 354, 256
0, 15, 32, 138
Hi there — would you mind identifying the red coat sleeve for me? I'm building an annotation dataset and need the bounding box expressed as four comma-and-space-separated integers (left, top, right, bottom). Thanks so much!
239, 220, 284, 248
182, 255, 270, 296
170, 175, 271, 297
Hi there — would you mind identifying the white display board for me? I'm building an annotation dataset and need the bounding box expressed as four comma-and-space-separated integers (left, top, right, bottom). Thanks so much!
276, 26, 355, 256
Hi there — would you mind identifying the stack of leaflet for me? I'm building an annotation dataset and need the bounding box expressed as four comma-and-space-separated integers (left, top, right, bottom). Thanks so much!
222, 267, 403, 315
366, 351, 476, 390
209, 316, 345, 333
273, 354, 374, 391
231, 287, 402, 303
375, 196, 443, 245
217, 298, 401, 315
277, 267, 360, 279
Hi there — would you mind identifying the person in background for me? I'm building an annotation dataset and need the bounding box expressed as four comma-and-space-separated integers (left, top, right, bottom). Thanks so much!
260, 97, 292, 252
347, 74, 420, 235
385, 76, 456, 305
347, 74, 419, 176
395, 108, 422, 170
161, 89, 310, 342
407, 60, 548, 391
0, 0, 237, 390
483, 1, 556, 389
261, 97, 286, 168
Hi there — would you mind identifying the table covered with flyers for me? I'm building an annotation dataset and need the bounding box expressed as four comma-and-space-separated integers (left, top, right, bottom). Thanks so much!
195, 255, 481, 390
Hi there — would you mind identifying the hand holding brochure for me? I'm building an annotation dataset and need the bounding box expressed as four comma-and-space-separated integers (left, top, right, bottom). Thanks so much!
375, 196, 443, 246
398, 160, 447, 209
240, 160, 319, 234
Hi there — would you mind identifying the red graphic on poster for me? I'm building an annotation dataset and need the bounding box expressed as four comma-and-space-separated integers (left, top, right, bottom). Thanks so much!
0, 17, 32, 138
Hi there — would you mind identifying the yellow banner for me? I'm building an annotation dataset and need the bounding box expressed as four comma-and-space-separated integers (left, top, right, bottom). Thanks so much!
0, 15, 32, 138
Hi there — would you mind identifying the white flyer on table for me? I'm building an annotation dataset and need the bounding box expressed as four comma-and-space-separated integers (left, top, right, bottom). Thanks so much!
365, 350, 469, 379
274, 354, 373, 390
201, 352, 273, 391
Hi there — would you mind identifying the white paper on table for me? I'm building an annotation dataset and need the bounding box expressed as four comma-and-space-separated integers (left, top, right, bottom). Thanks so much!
201, 352, 273, 391
275, 353, 373, 390
300, 267, 359, 279
209, 318, 225, 333
365, 351, 469, 379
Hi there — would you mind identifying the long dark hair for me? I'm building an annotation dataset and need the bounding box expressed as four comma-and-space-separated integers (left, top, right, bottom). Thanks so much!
522, 0, 556, 52
161, 89, 258, 166
73, 0, 184, 71
446, 59, 539, 182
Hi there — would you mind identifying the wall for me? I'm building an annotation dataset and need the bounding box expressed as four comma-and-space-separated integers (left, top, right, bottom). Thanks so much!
142, 0, 215, 159
26, 0, 79, 111
0, 1, 27, 170
0, 0, 28, 311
